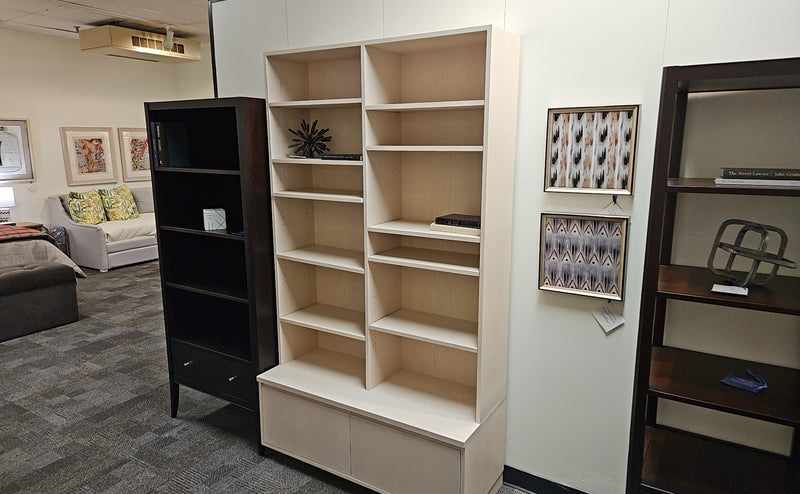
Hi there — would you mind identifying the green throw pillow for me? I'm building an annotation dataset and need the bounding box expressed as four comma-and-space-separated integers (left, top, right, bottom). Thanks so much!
99, 185, 139, 221
68, 189, 106, 225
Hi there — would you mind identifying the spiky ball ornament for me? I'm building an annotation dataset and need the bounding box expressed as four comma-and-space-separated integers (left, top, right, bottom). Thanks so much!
288, 119, 332, 158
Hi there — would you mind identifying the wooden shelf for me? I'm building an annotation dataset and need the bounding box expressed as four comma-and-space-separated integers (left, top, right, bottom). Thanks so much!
277, 245, 364, 274
272, 188, 364, 203
365, 100, 484, 112
272, 157, 363, 166
369, 246, 479, 276
370, 308, 478, 353
667, 178, 800, 196
641, 427, 799, 494
650, 347, 800, 426
280, 303, 365, 341
656, 265, 800, 315
165, 281, 248, 304
154, 167, 240, 175
159, 225, 245, 241
368, 219, 481, 243
257, 348, 478, 447
366, 145, 483, 153
269, 97, 362, 108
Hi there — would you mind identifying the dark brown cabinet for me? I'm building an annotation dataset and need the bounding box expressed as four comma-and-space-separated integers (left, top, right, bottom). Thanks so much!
145, 97, 277, 415
627, 58, 800, 493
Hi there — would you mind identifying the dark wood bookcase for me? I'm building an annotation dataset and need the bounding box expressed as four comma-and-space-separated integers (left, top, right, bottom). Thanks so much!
627, 58, 800, 493
145, 97, 277, 416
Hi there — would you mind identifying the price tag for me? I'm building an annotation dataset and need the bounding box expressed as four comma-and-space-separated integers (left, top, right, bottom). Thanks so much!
711, 284, 748, 296
601, 202, 625, 216
592, 304, 625, 333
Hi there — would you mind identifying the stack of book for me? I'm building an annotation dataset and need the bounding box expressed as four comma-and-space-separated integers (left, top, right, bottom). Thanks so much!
715, 167, 800, 186
430, 213, 481, 236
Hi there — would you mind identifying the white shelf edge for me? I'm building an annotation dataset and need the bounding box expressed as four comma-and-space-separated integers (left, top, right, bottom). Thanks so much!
273, 188, 364, 203
366, 145, 484, 153
280, 303, 365, 341
370, 308, 478, 353
368, 219, 481, 243
277, 245, 365, 274
369, 246, 479, 276
269, 97, 362, 108
365, 100, 485, 112
272, 158, 363, 166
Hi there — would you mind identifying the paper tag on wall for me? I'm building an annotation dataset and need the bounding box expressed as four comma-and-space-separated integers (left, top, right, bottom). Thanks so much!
592, 304, 625, 333
601, 202, 625, 216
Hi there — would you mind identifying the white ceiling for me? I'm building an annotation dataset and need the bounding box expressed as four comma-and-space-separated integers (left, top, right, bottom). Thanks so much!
0, 0, 209, 43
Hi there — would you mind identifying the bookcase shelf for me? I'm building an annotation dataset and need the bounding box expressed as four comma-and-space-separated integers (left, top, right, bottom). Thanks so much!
146, 97, 278, 416
260, 26, 519, 494
627, 58, 800, 493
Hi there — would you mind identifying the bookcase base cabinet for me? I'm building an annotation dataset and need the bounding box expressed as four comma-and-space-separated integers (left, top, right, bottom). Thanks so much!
258, 383, 506, 494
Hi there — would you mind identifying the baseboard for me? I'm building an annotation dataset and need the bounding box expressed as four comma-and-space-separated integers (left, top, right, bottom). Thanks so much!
503, 466, 588, 494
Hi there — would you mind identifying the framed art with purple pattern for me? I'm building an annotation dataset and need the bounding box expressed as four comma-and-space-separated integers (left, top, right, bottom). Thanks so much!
545, 105, 639, 195
539, 212, 629, 300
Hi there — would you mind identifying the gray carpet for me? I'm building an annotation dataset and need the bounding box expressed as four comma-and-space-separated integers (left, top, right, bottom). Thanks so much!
0, 261, 530, 494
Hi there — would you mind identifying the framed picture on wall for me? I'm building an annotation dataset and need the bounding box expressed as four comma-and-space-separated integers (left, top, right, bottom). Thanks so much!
0, 118, 35, 182
118, 128, 151, 182
545, 105, 639, 195
60, 127, 118, 186
539, 212, 629, 300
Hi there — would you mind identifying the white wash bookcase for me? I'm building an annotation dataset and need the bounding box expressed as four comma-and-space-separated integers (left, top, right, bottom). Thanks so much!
258, 25, 520, 494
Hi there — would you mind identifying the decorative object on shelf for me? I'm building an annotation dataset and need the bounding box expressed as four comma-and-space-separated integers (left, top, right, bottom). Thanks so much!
202, 208, 226, 231
545, 105, 639, 195
539, 212, 629, 300
288, 119, 331, 158
721, 367, 768, 393
118, 128, 151, 182
707, 218, 796, 287
60, 127, 118, 186
0, 186, 15, 222
0, 118, 35, 182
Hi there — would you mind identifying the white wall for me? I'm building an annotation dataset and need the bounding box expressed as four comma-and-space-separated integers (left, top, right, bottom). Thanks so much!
0, 28, 213, 223
211, 1, 800, 493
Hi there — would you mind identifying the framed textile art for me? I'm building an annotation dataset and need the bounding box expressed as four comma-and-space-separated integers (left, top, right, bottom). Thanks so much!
0, 118, 35, 182
60, 127, 118, 186
118, 128, 151, 182
539, 212, 629, 300
545, 105, 639, 195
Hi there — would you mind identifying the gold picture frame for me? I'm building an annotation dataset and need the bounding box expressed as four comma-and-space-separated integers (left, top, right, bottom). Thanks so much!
0, 118, 36, 183
118, 128, 151, 182
545, 105, 639, 195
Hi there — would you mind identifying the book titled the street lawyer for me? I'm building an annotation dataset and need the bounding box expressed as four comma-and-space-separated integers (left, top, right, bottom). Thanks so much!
720, 167, 800, 180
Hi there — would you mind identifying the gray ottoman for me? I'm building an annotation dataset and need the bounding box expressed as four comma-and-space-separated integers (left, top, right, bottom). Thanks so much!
0, 262, 79, 342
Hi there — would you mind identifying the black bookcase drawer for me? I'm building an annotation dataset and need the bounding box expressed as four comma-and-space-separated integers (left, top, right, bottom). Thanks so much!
170, 340, 254, 407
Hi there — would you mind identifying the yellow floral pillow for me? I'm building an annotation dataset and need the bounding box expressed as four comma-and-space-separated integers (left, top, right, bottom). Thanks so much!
99, 185, 139, 221
68, 189, 107, 225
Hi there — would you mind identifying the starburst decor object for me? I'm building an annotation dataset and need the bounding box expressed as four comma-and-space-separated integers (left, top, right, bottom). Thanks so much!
288, 119, 331, 158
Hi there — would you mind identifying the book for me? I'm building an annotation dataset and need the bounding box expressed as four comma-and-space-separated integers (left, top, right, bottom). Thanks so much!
320, 153, 362, 161
714, 177, 800, 186
430, 222, 481, 236
434, 213, 481, 228
720, 167, 800, 180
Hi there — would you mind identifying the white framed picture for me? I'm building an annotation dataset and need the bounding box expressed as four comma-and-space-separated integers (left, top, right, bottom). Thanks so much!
60, 127, 118, 186
0, 118, 35, 182
118, 127, 151, 182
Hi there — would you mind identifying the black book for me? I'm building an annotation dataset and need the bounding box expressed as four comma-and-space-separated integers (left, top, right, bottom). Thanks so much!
720, 167, 800, 180
320, 153, 363, 161
434, 213, 480, 228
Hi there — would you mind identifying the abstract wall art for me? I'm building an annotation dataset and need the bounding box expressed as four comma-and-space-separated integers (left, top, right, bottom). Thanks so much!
539, 212, 629, 300
545, 105, 639, 195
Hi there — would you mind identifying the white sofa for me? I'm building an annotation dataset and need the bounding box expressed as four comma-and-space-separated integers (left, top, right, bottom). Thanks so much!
45, 186, 158, 272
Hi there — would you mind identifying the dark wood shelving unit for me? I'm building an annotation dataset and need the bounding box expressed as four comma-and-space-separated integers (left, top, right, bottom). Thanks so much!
627, 58, 800, 493
146, 97, 278, 417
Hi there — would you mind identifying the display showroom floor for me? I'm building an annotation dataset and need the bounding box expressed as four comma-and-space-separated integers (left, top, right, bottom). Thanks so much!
0, 261, 531, 494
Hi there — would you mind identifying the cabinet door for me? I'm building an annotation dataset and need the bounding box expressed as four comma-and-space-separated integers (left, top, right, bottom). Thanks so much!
259, 386, 350, 475
351, 415, 462, 494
